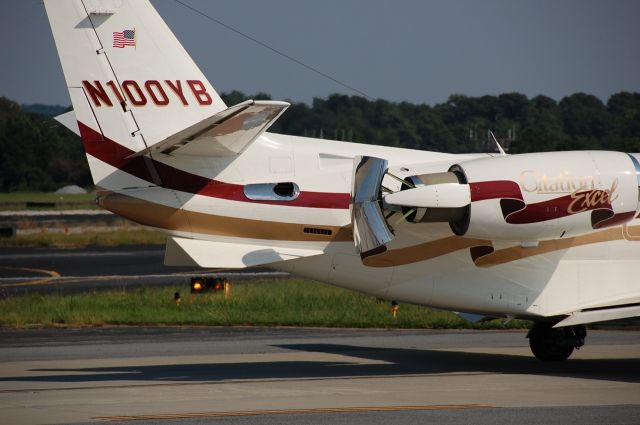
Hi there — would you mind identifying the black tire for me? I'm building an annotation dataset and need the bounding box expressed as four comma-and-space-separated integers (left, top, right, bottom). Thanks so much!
529, 323, 575, 362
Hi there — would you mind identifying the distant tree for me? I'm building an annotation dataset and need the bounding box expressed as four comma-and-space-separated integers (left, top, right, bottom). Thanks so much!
20, 103, 69, 118
559, 93, 610, 142
605, 92, 640, 151
510, 95, 563, 153
0, 97, 90, 192
496, 93, 529, 122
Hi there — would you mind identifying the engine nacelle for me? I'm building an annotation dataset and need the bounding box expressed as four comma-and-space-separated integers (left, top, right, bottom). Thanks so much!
396, 171, 470, 225
352, 152, 640, 258
449, 151, 640, 241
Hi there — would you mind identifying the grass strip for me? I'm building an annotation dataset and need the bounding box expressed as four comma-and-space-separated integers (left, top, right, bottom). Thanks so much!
0, 228, 165, 247
0, 191, 97, 210
0, 278, 529, 329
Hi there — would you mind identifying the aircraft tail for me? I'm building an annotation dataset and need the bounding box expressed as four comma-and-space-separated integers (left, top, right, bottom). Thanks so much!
44, 0, 227, 188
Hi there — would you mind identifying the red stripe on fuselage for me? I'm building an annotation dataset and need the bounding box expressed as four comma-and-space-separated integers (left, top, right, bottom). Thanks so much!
77, 121, 350, 209
503, 191, 611, 224
469, 180, 523, 202
467, 179, 634, 228
592, 210, 636, 229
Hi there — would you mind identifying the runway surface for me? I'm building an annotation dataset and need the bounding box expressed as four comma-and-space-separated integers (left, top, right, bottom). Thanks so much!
0, 246, 284, 296
0, 327, 638, 424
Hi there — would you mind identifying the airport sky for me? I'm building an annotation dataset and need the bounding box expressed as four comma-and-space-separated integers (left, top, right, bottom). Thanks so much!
1, 0, 639, 107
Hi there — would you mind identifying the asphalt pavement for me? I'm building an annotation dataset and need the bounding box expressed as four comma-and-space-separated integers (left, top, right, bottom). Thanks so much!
0, 327, 638, 425
0, 245, 285, 296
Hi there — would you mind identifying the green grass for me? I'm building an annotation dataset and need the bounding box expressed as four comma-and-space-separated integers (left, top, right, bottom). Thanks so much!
0, 191, 97, 210
0, 278, 530, 329
0, 228, 166, 247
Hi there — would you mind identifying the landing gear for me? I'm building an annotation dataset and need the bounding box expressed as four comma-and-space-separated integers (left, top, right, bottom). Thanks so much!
527, 322, 586, 362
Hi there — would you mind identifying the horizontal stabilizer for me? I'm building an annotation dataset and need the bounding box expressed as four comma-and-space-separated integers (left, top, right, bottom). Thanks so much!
384, 183, 471, 208
54, 110, 80, 137
554, 305, 640, 327
164, 236, 323, 269
128, 99, 289, 158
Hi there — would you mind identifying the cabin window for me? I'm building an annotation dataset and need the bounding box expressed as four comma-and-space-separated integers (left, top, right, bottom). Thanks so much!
244, 182, 300, 201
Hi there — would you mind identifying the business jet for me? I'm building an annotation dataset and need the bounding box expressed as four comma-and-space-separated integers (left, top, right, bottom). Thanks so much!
45, 0, 640, 361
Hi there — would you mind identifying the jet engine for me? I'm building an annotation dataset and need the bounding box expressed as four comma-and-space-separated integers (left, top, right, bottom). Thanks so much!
351, 152, 640, 256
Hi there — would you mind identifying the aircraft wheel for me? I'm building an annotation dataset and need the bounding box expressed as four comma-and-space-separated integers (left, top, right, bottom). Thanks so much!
528, 322, 582, 362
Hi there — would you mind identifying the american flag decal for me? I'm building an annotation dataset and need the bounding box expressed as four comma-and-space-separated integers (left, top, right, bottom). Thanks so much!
113, 29, 136, 48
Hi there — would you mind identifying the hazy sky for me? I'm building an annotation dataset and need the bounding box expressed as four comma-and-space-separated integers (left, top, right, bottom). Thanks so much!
1, 0, 639, 106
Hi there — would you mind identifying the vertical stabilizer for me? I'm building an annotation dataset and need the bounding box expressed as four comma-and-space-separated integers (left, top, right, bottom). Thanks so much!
44, 0, 226, 187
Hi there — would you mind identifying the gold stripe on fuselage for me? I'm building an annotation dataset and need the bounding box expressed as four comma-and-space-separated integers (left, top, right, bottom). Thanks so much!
363, 235, 490, 267
99, 192, 640, 268
99, 192, 352, 242
473, 227, 625, 267
364, 225, 639, 268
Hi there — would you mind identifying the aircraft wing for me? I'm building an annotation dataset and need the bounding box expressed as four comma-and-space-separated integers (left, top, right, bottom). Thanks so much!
128, 100, 289, 158
164, 236, 324, 269
55, 99, 288, 158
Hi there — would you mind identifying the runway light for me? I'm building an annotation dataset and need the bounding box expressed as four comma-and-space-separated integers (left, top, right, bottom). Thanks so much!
191, 278, 205, 294
174, 291, 181, 305
191, 277, 230, 294
391, 301, 399, 318
205, 277, 226, 292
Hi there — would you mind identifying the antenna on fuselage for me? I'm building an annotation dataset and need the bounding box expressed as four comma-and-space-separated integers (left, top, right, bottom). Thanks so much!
489, 130, 507, 156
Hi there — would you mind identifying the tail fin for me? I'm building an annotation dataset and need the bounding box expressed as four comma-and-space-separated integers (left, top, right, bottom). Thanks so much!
44, 0, 226, 186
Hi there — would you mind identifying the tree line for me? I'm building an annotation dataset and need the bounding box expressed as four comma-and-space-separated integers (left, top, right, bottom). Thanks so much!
0, 98, 88, 192
0, 90, 639, 192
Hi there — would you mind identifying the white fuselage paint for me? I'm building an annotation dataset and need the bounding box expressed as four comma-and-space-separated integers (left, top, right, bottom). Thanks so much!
93, 131, 640, 321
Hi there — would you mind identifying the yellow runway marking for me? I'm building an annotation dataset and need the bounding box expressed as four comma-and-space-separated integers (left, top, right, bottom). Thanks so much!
97, 404, 494, 421
0, 266, 60, 287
